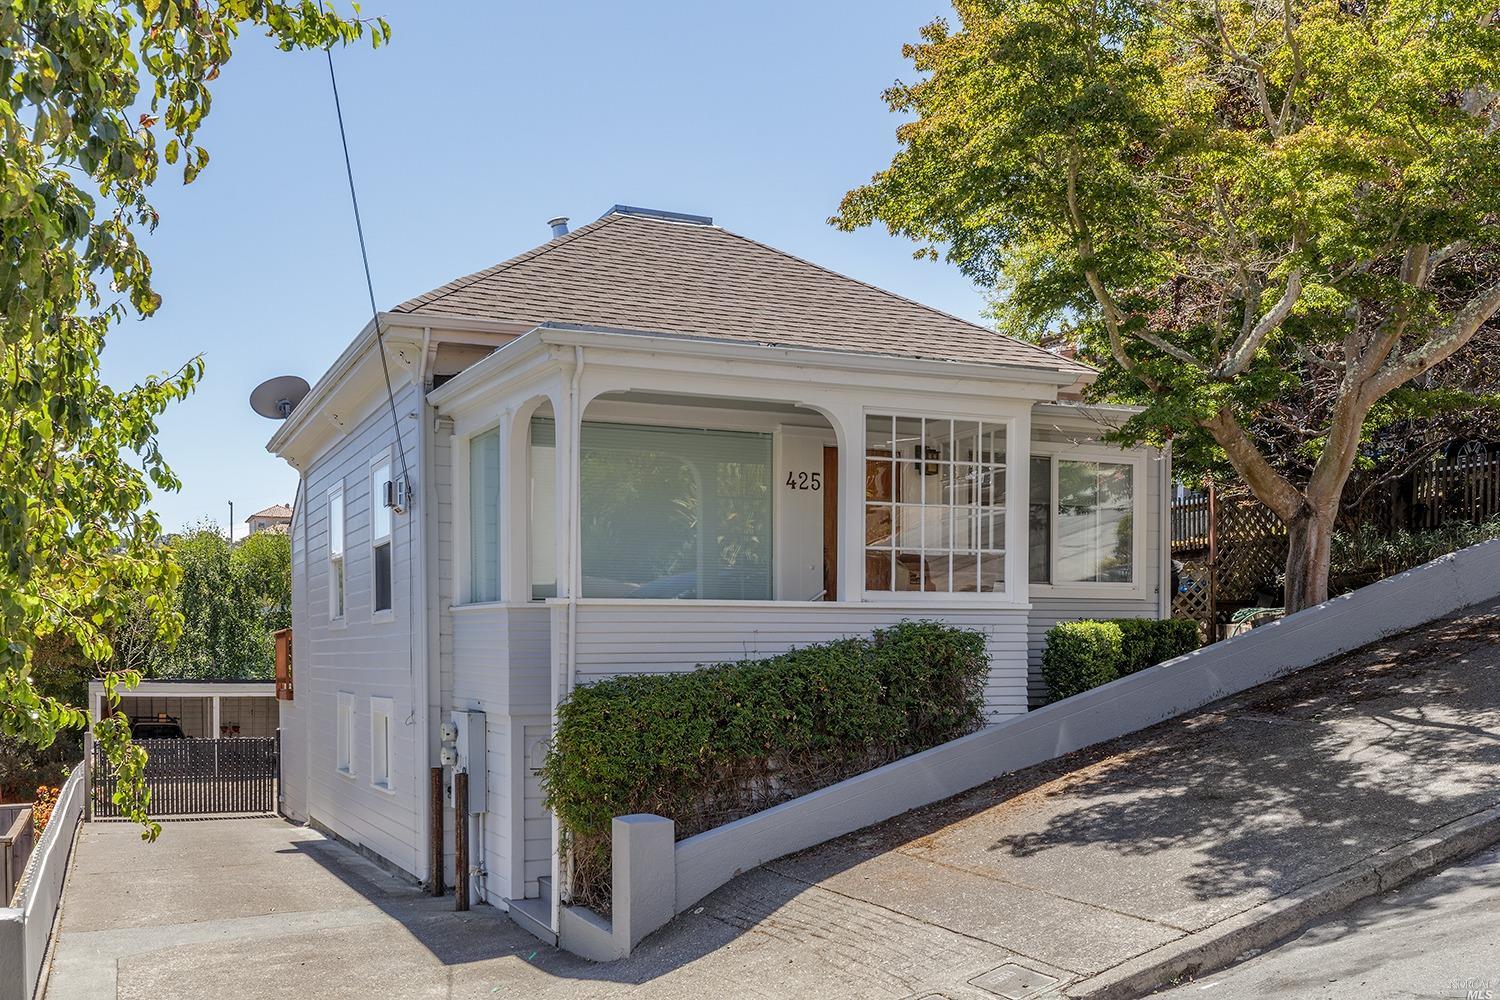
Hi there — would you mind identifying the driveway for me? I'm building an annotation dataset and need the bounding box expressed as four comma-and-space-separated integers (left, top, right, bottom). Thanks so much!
43, 599, 1500, 999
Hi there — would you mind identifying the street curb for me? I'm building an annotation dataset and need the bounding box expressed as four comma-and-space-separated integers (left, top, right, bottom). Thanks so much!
1061, 801, 1500, 999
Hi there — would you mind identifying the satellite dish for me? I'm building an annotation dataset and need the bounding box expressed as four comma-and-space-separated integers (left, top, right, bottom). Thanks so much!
250, 375, 311, 420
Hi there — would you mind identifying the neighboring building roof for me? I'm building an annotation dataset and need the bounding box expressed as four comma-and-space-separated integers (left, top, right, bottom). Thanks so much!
393, 207, 1090, 376
247, 504, 293, 522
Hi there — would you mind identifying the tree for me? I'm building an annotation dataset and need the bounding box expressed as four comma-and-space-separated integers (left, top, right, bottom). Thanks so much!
149, 524, 290, 679
1, 1, 387, 837
836, 0, 1500, 611
233, 529, 293, 636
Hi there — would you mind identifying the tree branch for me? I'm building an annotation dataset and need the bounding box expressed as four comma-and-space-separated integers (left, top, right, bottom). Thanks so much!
1367, 277, 1500, 399
1203, 406, 1306, 522
1214, 269, 1303, 377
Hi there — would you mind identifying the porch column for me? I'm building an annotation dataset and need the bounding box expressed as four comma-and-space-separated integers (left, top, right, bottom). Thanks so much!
1006, 411, 1032, 606
211, 695, 221, 740
825, 402, 866, 602
501, 406, 530, 604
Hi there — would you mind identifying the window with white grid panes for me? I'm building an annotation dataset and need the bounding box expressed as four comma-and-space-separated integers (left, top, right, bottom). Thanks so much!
864, 415, 1007, 594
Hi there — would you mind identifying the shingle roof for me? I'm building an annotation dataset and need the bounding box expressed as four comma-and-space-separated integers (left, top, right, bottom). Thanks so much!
393, 210, 1090, 376
247, 504, 293, 521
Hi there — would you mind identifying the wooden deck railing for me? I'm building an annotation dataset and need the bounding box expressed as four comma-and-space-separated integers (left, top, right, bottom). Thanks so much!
1, 802, 35, 904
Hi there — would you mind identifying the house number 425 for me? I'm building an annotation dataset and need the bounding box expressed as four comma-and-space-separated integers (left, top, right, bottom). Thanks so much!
786, 471, 822, 491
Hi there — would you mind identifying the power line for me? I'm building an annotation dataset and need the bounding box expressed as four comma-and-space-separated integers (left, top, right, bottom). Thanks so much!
324, 46, 411, 485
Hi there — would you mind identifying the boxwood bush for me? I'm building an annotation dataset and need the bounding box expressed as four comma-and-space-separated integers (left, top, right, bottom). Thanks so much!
1041, 621, 1123, 699
1116, 618, 1200, 675
1042, 618, 1199, 701
540, 620, 989, 912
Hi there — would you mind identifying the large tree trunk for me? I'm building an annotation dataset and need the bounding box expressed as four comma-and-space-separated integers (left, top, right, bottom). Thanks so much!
1284, 507, 1335, 613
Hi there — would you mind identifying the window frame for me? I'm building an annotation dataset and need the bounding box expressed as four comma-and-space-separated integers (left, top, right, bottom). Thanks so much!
369, 696, 395, 793
860, 410, 1015, 604
335, 691, 355, 777
327, 482, 346, 624
465, 425, 503, 605
370, 450, 395, 620
1029, 443, 1150, 600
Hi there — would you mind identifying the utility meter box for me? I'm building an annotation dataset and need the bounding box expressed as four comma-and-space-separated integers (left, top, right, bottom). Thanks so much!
445, 709, 487, 814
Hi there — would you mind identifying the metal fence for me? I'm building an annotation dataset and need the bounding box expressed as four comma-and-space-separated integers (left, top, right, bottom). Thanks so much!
91, 737, 279, 818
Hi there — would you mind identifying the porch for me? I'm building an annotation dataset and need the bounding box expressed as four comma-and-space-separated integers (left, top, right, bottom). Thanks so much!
432, 328, 1165, 914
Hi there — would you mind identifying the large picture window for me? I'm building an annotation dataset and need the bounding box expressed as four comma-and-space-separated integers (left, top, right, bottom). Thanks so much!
531, 419, 773, 600
1030, 455, 1137, 586
864, 415, 1007, 594
468, 428, 501, 602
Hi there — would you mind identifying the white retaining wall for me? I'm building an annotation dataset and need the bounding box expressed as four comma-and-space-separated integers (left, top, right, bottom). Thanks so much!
0, 767, 85, 1000
561, 540, 1500, 959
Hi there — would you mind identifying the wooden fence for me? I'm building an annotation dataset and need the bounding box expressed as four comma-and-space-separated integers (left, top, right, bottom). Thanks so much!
0, 803, 34, 905
1171, 450, 1500, 640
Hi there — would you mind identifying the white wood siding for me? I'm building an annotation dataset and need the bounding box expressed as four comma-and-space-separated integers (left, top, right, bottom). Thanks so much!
299, 382, 423, 876
283, 493, 310, 820
449, 603, 552, 901
559, 602, 1031, 724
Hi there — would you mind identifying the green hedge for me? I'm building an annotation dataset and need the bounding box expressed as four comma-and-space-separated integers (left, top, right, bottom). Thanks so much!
1041, 621, 1123, 699
540, 620, 989, 912
1116, 618, 1200, 675
1042, 618, 1199, 701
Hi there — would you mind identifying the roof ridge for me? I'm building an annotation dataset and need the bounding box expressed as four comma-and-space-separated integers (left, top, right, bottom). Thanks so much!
392, 213, 624, 314
710, 224, 1082, 372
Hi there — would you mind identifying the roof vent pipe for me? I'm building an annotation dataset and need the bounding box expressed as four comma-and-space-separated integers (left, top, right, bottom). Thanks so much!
548, 216, 570, 238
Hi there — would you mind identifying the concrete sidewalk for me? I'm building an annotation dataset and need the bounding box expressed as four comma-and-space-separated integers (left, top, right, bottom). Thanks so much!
43, 599, 1500, 999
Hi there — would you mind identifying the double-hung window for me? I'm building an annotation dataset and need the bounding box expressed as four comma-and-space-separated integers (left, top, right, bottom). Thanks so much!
864, 415, 1008, 594
328, 484, 345, 621
1029, 452, 1141, 589
371, 455, 393, 615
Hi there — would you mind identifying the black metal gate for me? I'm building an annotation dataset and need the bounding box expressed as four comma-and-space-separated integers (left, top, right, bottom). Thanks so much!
91, 737, 279, 818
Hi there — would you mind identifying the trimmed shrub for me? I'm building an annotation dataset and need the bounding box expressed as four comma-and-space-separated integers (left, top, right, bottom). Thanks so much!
1041, 621, 1122, 700
540, 620, 989, 912
1115, 618, 1200, 675
1042, 617, 1202, 701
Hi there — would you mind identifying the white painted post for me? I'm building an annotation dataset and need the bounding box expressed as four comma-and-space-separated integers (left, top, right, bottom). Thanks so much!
823, 402, 865, 603
211, 695, 221, 740
1006, 411, 1032, 607
612, 814, 676, 950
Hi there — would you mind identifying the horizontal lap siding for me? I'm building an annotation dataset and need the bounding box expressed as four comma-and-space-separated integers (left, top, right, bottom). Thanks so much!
476, 715, 511, 904
298, 382, 423, 877
569, 604, 1029, 723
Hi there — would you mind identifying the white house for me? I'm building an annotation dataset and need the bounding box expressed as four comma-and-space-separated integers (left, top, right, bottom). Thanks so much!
267, 205, 1170, 928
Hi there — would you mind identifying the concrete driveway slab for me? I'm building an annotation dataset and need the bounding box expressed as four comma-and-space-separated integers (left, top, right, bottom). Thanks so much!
43, 599, 1500, 1000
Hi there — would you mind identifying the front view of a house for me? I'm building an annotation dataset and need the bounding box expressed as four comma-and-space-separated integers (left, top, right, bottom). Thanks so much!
268, 205, 1170, 932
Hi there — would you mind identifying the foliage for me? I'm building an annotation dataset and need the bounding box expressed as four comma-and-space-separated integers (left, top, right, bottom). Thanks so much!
1042, 617, 1197, 698
836, 0, 1500, 611
1041, 621, 1122, 700
150, 524, 288, 679
0, 0, 387, 840
32, 784, 60, 837
540, 621, 989, 911
1115, 618, 1200, 676
1330, 517, 1500, 594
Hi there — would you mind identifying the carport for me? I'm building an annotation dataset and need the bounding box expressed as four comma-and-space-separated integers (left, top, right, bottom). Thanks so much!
86, 679, 279, 739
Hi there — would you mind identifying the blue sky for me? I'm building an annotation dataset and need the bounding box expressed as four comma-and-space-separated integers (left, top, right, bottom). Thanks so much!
102, 1, 985, 534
